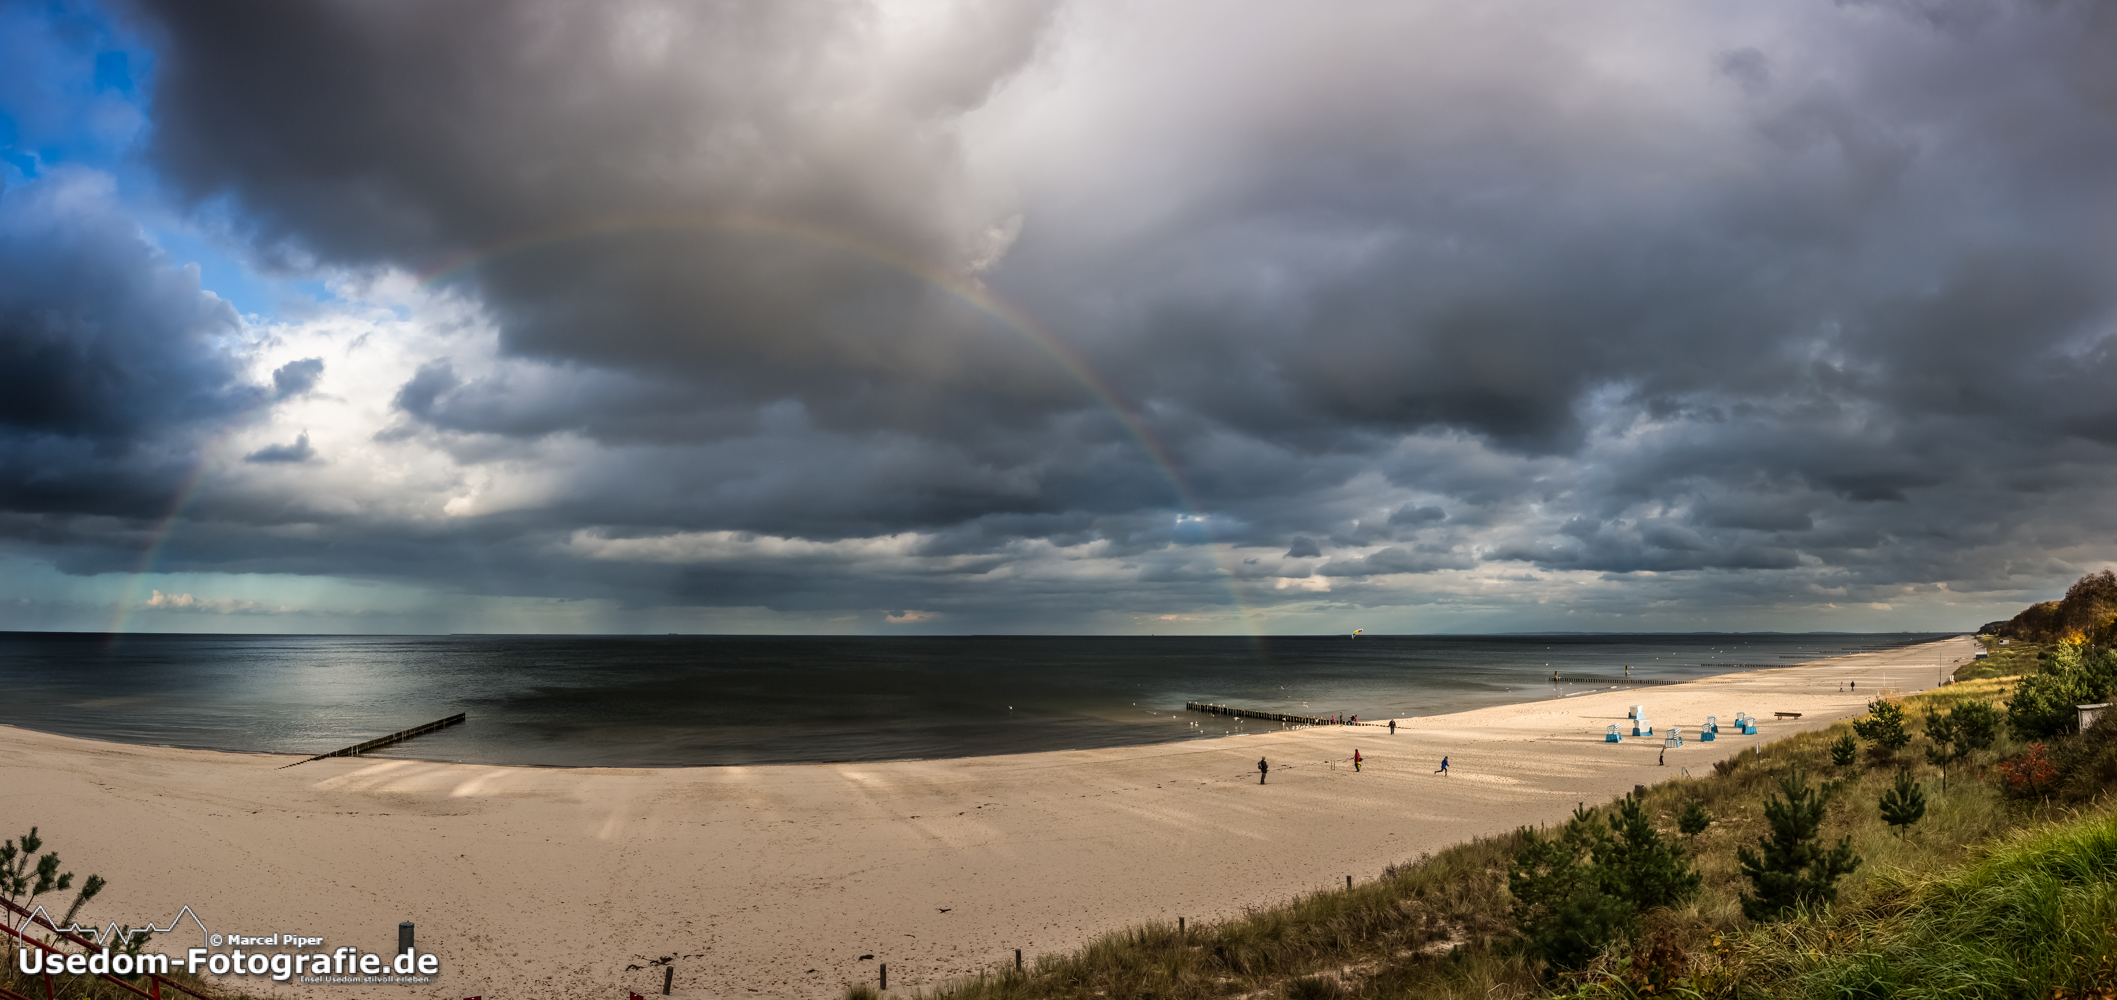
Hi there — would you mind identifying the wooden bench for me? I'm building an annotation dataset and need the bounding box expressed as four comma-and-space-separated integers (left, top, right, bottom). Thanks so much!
1773, 711, 1802, 720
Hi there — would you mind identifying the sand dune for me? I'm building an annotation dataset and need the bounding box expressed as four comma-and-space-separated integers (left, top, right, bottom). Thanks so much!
0, 636, 1971, 999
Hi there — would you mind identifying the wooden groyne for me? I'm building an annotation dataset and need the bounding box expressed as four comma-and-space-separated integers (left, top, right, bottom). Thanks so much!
1185, 702, 1333, 726
1549, 673, 1682, 686
280, 713, 467, 768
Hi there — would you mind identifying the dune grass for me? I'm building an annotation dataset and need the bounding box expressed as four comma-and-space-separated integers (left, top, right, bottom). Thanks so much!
1750, 806, 2117, 1000
1958, 637, 2047, 683
881, 678, 2112, 1000
903, 835, 1535, 1000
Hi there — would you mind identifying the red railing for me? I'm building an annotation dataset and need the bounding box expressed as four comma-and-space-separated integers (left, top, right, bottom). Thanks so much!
0, 896, 216, 1000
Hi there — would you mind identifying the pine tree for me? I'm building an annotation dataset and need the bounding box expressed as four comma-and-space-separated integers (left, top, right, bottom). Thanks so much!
1508, 797, 1701, 969
1736, 770, 1862, 921
1951, 699, 2002, 756
1597, 795, 1702, 911
1879, 769, 1926, 839
1924, 706, 1964, 790
0, 827, 93, 965
1829, 734, 1859, 769
1852, 699, 1912, 760
1508, 807, 1631, 969
1677, 799, 1711, 844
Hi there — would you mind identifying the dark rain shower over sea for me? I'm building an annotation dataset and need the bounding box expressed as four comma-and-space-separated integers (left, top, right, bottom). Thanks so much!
0, 632, 1951, 767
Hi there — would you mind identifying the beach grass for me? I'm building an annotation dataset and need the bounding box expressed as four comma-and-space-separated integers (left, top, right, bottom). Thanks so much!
888, 677, 2111, 1000
1957, 637, 2047, 682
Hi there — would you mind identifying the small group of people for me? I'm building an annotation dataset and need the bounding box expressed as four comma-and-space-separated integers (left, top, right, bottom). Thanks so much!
1248, 713, 1438, 785
1255, 752, 1448, 783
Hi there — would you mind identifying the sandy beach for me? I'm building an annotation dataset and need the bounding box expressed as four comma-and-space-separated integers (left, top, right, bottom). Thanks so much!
1, 636, 1971, 999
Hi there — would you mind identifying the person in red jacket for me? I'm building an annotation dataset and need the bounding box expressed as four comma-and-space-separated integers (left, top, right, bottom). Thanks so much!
1352, 749, 1363, 772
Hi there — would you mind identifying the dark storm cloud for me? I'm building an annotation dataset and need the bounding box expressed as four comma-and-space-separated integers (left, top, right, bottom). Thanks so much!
1390, 506, 1445, 527
0, 173, 261, 520
132, 0, 1073, 432
0, 175, 248, 439
270, 357, 323, 398
243, 433, 314, 464
17, 0, 2117, 626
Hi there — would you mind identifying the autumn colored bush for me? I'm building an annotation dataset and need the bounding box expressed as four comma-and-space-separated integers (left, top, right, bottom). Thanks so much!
1998, 743, 2058, 799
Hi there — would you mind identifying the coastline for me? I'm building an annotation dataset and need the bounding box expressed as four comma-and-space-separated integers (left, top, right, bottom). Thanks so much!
0, 632, 1951, 768
0, 635, 1973, 999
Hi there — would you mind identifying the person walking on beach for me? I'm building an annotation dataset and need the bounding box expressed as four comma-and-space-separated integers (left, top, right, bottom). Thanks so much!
1258, 757, 1269, 784
1435, 756, 1449, 776
1352, 749, 1363, 772
1389, 719, 1396, 735
1659, 747, 1666, 766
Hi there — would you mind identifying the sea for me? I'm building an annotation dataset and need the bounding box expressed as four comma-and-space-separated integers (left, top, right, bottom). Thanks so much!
0, 632, 1951, 767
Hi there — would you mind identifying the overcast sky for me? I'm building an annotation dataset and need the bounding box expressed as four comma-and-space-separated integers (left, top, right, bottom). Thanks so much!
1, 0, 2112, 635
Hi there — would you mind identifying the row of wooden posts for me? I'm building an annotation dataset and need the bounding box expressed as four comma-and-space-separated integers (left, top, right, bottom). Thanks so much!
280, 713, 467, 768
1183, 702, 1337, 726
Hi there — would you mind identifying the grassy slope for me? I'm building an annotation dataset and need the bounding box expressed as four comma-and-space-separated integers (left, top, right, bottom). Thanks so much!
1758, 808, 2117, 999
1957, 636, 2046, 682
889, 678, 2115, 1000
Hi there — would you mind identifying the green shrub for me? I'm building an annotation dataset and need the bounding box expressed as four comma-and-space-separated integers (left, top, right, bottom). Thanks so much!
1829, 734, 1858, 769
2007, 645, 2117, 739
1509, 808, 1631, 969
1601, 795, 1701, 910
2053, 709, 2117, 803
1736, 770, 1861, 921
1923, 698, 2000, 789
1852, 699, 1912, 760
2009, 669, 2089, 739
1952, 698, 2003, 755
1879, 769, 1927, 839
1677, 799, 1711, 843
1507, 797, 1699, 969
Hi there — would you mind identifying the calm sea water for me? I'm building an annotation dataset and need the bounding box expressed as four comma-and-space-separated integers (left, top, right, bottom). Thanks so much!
0, 632, 1949, 766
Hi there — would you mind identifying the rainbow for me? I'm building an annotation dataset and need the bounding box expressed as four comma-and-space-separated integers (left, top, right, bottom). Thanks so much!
108, 212, 1273, 637
418, 212, 1270, 636
101, 411, 270, 637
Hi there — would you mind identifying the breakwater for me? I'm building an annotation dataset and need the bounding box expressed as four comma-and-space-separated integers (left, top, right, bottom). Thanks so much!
1184, 702, 1335, 726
